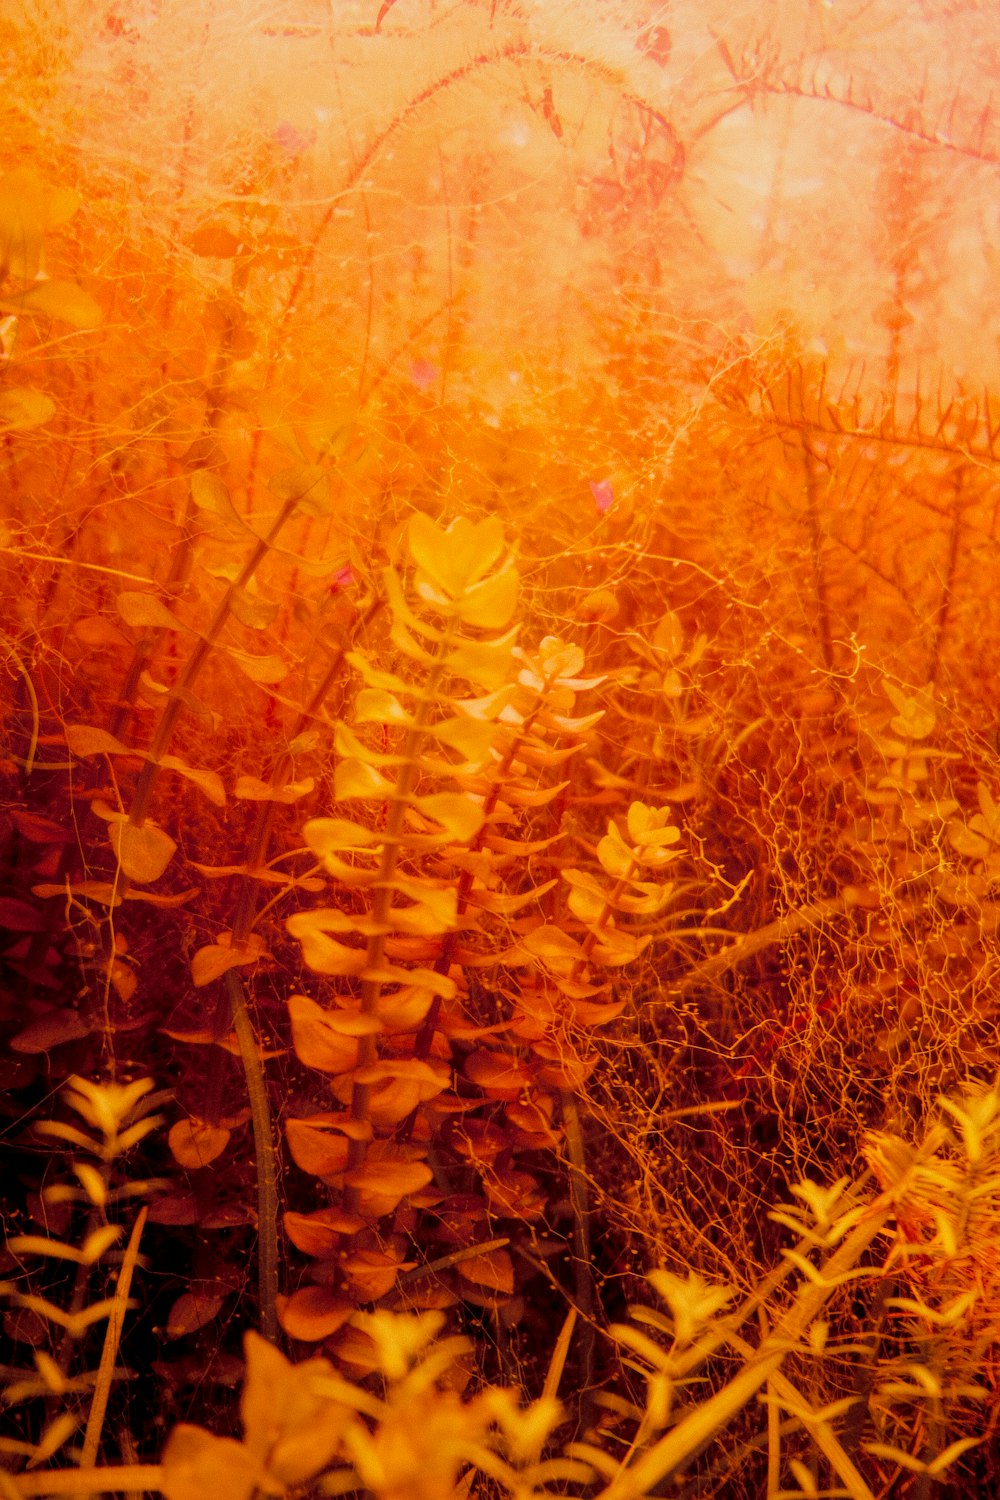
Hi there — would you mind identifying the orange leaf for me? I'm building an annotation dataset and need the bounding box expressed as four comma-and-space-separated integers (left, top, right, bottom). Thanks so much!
521, 923, 586, 975
276, 1285, 354, 1342
283, 1207, 366, 1258
285, 1115, 353, 1177
483, 1170, 546, 1221
457, 1247, 514, 1294
107, 817, 177, 883
464, 1049, 535, 1100
350, 1058, 449, 1126
287, 910, 368, 977
116, 591, 187, 631
166, 1290, 227, 1338
0, 897, 46, 931
329, 1325, 380, 1374
288, 993, 362, 1073
147, 1195, 199, 1226
239, 1331, 348, 1485
191, 932, 268, 987
161, 1027, 284, 1060
234, 774, 315, 803
70, 615, 128, 651
11, 1010, 92, 1053
505, 1094, 560, 1145
169, 1118, 231, 1169
343, 1157, 433, 1217
11, 811, 70, 844
447, 1119, 509, 1168
64, 724, 131, 757
533, 1043, 598, 1090
341, 1247, 414, 1299
188, 221, 241, 257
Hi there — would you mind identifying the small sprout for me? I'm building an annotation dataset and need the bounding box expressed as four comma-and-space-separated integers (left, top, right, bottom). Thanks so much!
350, 1310, 446, 1383
646, 1268, 733, 1346
939, 1084, 1000, 1167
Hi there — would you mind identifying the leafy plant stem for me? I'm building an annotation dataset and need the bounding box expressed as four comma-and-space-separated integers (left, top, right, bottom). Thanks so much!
560, 1086, 596, 1434
77, 1207, 148, 1474
225, 971, 280, 1344
343, 633, 452, 1191
598, 1202, 893, 1500
125, 494, 300, 834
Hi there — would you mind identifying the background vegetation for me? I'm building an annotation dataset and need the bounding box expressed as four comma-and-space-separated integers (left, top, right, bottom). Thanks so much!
1, 2, 999, 1496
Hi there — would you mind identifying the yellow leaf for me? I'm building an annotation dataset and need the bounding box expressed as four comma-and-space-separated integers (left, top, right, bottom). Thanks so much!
567, 883, 605, 924
368, 964, 457, 999
408, 513, 506, 598
597, 826, 634, 880
0, 386, 56, 433
467, 879, 558, 915
591, 929, 651, 966
168, 1119, 231, 1169
427, 715, 499, 760
626, 801, 680, 848
447, 632, 517, 690
304, 816, 383, 855
26, 1410, 77, 1469
354, 687, 412, 726
13, 278, 102, 329
454, 564, 519, 629
389, 890, 457, 935
375, 985, 436, 1030
240, 1331, 348, 1484
522, 923, 587, 974
161, 1424, 264, 1500
414, 792, 484, 842
334, 720, 408, 767
335, 756, 393, 800
346, 651, 410, 693
159, 755, 227, 808
227, 648, 288, 684
0, 168, 49, 279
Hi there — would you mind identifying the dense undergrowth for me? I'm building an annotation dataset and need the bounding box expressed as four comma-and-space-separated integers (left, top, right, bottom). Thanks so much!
2, 2, 999, 1497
